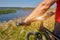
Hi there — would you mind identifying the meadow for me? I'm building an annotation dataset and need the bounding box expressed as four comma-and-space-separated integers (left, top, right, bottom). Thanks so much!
0, 8, 55, 40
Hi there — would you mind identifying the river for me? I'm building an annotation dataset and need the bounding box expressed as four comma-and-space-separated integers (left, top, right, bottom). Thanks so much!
0, 9, 33, 22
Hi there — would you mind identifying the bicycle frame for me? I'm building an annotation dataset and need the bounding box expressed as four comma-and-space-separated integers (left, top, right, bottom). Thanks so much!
26, 23, 60, 39
26, 23, 60, 40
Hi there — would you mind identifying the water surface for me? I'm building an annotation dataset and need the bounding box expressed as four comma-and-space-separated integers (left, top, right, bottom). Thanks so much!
0, 9, 33, 22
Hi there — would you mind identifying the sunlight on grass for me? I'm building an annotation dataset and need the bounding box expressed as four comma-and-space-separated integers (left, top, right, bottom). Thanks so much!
0, 14, 55, 40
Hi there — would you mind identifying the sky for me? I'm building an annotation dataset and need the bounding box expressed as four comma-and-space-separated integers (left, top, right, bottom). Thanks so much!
0, 0, 56, 7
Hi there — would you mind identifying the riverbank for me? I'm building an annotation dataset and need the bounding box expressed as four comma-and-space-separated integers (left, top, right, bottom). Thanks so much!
0, 7, 34, 15
0, 9, 16, 15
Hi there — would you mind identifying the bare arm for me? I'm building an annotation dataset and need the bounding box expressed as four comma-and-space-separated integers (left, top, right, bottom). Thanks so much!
24, 0, 55, 23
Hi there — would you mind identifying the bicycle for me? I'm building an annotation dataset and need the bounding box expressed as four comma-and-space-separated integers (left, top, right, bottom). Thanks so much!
26, 23, 60, 40
16, 11, 60, 40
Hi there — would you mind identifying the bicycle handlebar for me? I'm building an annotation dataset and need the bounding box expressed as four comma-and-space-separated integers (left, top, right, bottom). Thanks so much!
16, 21, 31, 26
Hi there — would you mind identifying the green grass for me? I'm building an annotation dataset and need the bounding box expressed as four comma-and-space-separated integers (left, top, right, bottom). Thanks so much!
0, 9, 16, 15
0, 14, 55, 40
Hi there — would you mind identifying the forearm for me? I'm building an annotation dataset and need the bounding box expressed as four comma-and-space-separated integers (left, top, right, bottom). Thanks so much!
24, 0, 55, 23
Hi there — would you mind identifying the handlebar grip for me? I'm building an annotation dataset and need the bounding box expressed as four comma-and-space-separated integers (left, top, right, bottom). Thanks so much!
16, 21, 31, 26
16, 22, 26, 26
